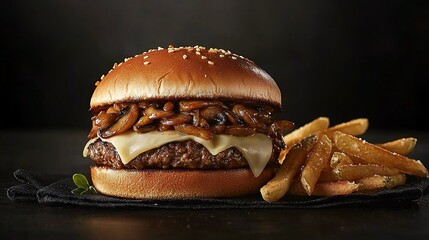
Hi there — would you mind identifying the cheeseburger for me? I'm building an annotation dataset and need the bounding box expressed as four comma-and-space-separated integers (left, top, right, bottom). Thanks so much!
83, 45, 293, 198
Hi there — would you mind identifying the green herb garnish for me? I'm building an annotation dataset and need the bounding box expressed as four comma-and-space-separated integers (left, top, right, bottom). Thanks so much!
71, 173, 97, 195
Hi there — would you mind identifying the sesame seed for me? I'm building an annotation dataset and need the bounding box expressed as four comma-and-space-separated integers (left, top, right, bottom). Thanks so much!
157, 47, 163, 50
143, 55, 149, 59
208, 48, 217, 53
201, 55, 207, 59
208, 61, 214, 65
196, 51, 201, 55
100, 74, 105, 79
95, 81, 100, 86
219, 54, 225, 58
168, 49, 175, 53
183, 54, 188, 59
113, 63, 118, 69
231, 56, 237, 60
168, 44, 174, 48
144, 61, 150, 65
187, 48, 193, 52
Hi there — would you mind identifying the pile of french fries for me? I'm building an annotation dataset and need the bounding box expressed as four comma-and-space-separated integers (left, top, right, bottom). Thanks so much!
261, 117, 429, 202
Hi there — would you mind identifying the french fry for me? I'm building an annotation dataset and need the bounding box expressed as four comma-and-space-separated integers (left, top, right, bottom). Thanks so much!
331, 146, 368, 164
332, 164, 401, 181
288, 180, 360, 196
347, 156, 368, 165
378, 138, 417, 155
323, 118, 369, 141
260, 135, 317, 202
319, 151, 352, 182
357, 174, 406, 191
330, 152, 353, 168
318, 171, 336, 182
300, 134, 332, 195
261, 116, 427, 202
278, 117, 329, 163
334, 131, 428, 177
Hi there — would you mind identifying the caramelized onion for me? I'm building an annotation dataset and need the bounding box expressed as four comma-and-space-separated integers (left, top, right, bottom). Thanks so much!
88, 99, 289, 151
88, 117, 98, 139
163, 101, 174, 112
274, 120, 295, 133
268, 122, 286, 149
192, 109, 200, 126
175, 125, 214, 140
134, 115, 153, 128
224, 110, 241, 125
145, 106, 175, 120
113, 103, 128, 112
106, 106, 118, 114
232, 104, 267, 131
160, 114, 192, 126
232, 104, 256, 127
255, 111, 272, 124
212, 125, 226, 134
95, 111, 119, 129
158, 124, 173, 132
179, 100, 224, 111
100, 103, 139, 138
138, 101, 150, 109
133, 124, 156, 133
198, 117, 209, 128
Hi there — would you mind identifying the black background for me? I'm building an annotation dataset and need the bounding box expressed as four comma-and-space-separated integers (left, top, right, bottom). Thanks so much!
3, 0, 428, 131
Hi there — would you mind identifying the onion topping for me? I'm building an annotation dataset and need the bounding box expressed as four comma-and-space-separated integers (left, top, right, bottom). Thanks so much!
88, 100, 294, 150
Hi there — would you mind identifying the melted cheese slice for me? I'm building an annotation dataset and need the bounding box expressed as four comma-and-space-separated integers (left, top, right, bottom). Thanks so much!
83, 131, 273, 177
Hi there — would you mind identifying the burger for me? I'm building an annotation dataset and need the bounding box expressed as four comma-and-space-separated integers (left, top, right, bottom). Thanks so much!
83, 45, 293, 199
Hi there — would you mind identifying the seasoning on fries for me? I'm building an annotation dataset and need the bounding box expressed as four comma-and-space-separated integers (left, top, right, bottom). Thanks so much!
334, 131, 428, 177
300, 134, 332, 195
357, 174, 407, 191
278, 117, 329, 163
288, 180, 360, 197
377, 137, 417, 155
332, 164, 401, 181
260, 135, 317, 202
261, 117, 429, 202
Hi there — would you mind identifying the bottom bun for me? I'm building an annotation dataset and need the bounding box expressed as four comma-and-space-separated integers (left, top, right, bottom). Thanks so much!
91, 166, 275, 199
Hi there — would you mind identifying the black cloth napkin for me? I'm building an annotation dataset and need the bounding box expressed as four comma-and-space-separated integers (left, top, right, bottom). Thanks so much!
7, 169, 429, 209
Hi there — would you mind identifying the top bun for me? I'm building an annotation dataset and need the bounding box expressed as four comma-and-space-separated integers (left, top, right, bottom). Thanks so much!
90, 46, 281, 109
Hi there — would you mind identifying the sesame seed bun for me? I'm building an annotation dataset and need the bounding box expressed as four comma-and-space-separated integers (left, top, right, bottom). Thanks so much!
90, 46, 281, 109
91, 166, 275, 199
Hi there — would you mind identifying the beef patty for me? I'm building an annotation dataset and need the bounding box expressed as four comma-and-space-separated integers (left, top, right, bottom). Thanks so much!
87, 139, 278, 170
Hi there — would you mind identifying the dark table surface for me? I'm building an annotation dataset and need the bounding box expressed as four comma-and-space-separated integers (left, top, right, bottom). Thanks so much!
1, 129, 429, 239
